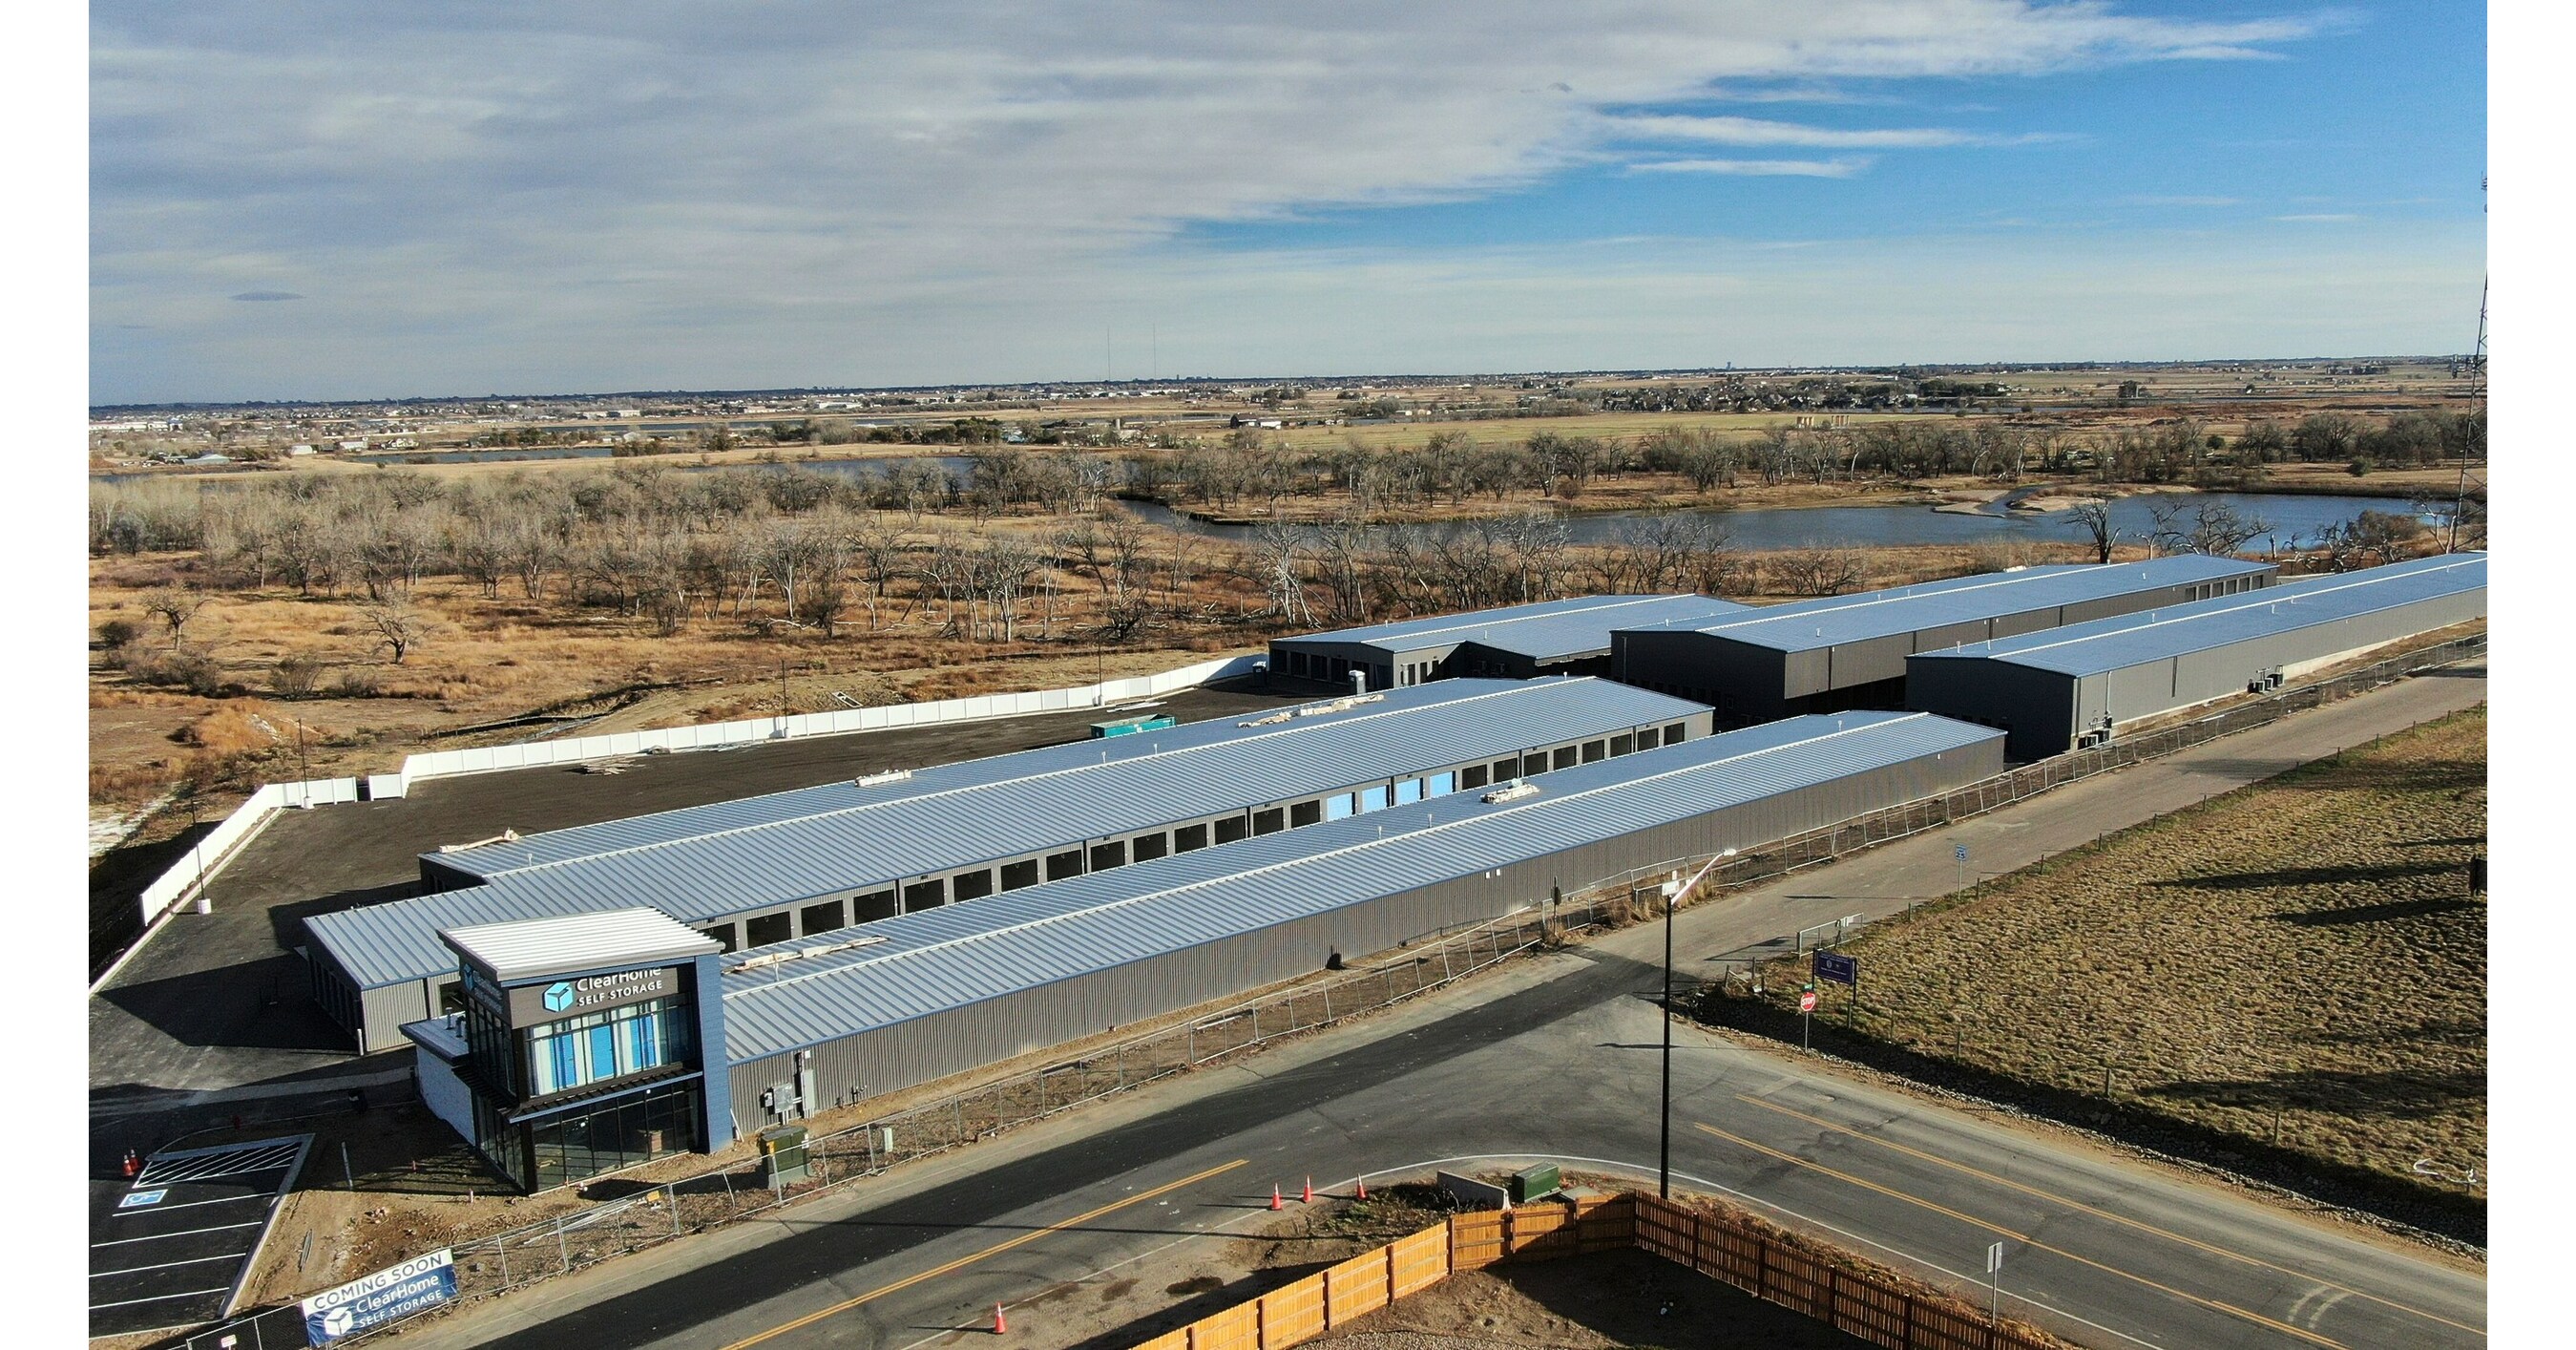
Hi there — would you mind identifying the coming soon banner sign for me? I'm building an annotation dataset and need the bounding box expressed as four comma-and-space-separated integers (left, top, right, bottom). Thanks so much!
300, 1249, 457, 1344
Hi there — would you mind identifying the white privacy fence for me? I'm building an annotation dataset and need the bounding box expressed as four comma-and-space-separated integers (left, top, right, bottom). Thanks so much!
132, 652, 1268, 928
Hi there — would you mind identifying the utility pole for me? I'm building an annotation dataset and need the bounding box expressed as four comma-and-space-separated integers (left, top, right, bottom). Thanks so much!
1658, 850, 1731, 1199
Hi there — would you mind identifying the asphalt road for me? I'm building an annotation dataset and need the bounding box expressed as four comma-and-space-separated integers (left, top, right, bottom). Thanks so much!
388, 666, 2486, 1350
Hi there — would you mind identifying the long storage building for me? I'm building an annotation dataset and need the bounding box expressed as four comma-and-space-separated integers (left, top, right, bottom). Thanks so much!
1612, 556, 2276, 725
1906, 552, 2485, 759
1269, 594, 1748, 689
399, 709, 2005, 1189
310, 677, 1712, 1050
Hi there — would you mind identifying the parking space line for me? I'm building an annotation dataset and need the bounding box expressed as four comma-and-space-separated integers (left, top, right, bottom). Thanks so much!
113, 1192, 269, 1218
88, 1287, 232, 1312
93, 1219, 265, 1249
92, 1252, 247, 1280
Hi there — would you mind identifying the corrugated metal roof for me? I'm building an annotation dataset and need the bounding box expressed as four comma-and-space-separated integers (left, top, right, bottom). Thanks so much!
436, 678, 1667, 876
717, 711, 2000, 1063
1636, 557, 2274, 653
442, 908, 719, 984
311, 678, 1709, 990
1912, 553, 2485, 677
1278, 595, 1748, 659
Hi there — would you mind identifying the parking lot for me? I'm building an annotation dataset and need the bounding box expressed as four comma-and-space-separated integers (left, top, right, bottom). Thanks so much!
90, 1136, 310, 1339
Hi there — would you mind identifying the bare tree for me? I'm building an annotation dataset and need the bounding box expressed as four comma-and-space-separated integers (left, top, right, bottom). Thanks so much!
1249, 519, 1313, 623
1772, 548, 1872, 597
138, 585, 207, 649
364, 599, 424, 664
2147, 499, 2270, 557
2069, 499, 2119, 564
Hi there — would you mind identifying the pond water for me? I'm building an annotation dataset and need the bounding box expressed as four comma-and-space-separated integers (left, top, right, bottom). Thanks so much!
1118, 491, 2436, 554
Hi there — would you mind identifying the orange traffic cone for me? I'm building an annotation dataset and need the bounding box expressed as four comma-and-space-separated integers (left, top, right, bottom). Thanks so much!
1269, 1184, 1284, 1211
1354, 1177, 1368, 1201
993, 1303, 1008, 1335
1301, 1177, 1314, 1204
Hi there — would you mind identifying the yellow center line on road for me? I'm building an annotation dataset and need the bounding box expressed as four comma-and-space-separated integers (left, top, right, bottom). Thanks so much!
1735, 1091, 2485, 1339
717, 1158, 1247, 1350
1692, 1121, 2347, 1350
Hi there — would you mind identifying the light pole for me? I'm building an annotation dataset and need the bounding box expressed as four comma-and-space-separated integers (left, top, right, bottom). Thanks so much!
1660, 848, 1734, 1199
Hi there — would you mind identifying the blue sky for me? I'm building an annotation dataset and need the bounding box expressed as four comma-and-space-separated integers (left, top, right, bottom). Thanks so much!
89, 1, 2486, 404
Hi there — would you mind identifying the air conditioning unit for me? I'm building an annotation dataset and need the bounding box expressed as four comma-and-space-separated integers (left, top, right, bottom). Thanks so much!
1482, 779, 1540, 803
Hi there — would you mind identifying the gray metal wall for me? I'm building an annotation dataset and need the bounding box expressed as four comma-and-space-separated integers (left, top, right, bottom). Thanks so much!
1911, 582, 2482, 760
1904, 660, 2082, 761
723, 729, 2005, 1136
1617, 568, 2277, 726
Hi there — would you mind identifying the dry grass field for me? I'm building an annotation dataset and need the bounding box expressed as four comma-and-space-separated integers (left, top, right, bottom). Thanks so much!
1729, 707, 2486, 1198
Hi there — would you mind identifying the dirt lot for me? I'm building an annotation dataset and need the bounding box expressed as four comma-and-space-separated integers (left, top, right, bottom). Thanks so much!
984, 1187, 1873, 1350
1727, 707, 2486, 1197
1306, 1248, 1868, 1350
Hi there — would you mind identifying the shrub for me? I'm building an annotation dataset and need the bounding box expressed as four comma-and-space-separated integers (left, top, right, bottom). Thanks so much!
269, 653, 325, 698
332, 668, 381, 698
98, 618, 140, 647
2346, 458, 2374, 477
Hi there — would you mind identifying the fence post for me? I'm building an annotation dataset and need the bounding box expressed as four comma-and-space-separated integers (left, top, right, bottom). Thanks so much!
1826, 1266, 1838, 1329
1901, 1294, 1916, 1350
555, 1213, 570, 1273
496, 1237, 509, 1286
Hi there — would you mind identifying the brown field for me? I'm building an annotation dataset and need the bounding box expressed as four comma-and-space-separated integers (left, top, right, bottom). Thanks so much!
1725, 707, 2486, 1197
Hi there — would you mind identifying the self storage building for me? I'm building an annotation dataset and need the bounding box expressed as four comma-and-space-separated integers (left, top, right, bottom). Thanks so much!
1906, 552, 2485, 760
709, 709, 2003, 1141
1612, 556, 2276, 726
1268, 594, 1748, 689
311, 677, 1713, 1050
400, 708, 2004, 1188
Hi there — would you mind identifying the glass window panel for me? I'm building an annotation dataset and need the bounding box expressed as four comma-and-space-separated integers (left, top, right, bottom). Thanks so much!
1324, 793, 1353, 822
1427, 771, 1454, 797
1360, 785, 1389, 812
1395, 779, 1422, 805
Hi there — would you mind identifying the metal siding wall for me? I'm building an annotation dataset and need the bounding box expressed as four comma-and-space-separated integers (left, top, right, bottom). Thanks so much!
721, 729, 2003, 1132
362, 982, 431, 1053
1823, 635, 1913, 690
1915, 620, 1992, 653
1987, 606, 2062, 640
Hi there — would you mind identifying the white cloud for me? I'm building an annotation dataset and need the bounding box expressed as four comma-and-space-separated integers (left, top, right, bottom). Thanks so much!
1627, 158, 1873, 178
1602, 114, 1978, 148
2125, 195, 2242, 207
92, 0, 2331, 400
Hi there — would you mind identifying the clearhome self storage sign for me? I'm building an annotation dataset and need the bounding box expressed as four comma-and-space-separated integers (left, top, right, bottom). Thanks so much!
507, 964, 679, 1025
301, 1249, 456, 1344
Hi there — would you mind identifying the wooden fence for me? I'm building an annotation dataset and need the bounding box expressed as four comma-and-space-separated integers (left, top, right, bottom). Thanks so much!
1131, 1191, 2065, 1350
1631, 1192, 2063, 1350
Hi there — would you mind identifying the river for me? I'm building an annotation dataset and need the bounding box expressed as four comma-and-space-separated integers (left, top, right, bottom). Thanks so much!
1116, 491, 2435, 554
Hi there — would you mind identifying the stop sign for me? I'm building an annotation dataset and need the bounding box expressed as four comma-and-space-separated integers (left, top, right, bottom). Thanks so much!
1798, 990, 1818, 1013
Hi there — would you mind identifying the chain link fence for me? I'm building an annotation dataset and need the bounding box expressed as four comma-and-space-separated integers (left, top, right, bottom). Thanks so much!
287, 630, 2482, 1348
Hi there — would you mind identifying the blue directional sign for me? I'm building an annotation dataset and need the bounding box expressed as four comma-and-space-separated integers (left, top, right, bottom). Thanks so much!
302, 1250, 457, 1344
1813, 951, 1859, 987
1955, 844, 1970, 864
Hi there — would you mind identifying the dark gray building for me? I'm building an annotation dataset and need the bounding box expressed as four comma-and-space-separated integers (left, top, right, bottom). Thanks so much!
1269, 594, 1748, 689
1906, 553, 2485, 759
310, 678, 1712, 1051
1613, 557, 2276, 726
